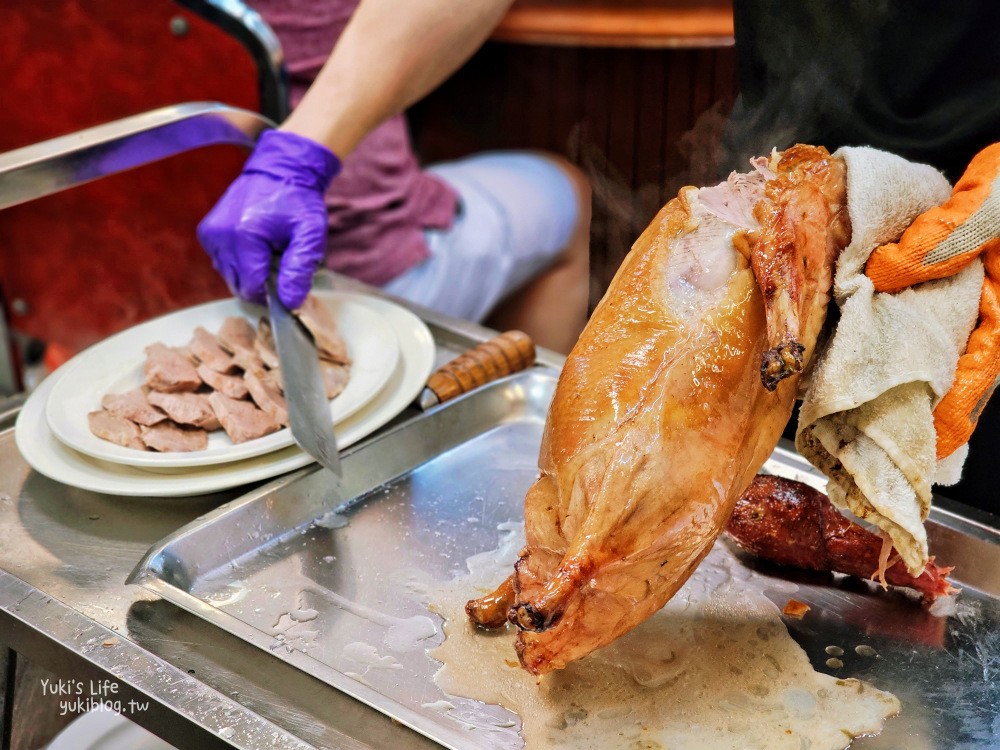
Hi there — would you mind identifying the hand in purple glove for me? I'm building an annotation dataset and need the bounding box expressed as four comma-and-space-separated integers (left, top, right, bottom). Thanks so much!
197, 129, 341, 309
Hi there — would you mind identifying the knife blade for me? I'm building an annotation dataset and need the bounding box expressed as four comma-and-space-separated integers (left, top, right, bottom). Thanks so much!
266, 278, 345, 490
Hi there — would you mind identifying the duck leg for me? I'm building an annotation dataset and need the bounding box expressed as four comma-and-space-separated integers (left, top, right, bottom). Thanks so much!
465, 574, 515, 630
750, 147, 849, 390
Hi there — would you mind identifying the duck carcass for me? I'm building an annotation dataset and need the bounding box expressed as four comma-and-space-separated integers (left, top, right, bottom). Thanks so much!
466, 145, 850, 674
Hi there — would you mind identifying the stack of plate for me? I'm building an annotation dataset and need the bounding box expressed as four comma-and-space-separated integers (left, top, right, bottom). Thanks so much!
15, 291, 436, 497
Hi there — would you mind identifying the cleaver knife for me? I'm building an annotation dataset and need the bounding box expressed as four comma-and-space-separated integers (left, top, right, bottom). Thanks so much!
266, 278, 346, 493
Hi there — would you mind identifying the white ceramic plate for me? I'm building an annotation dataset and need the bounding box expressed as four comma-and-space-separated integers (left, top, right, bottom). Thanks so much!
46, 709, 177, 750
15, 295, 435, 497
44, 292, 399, 468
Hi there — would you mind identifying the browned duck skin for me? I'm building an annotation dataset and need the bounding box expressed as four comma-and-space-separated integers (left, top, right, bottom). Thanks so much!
467, 145, 850, 675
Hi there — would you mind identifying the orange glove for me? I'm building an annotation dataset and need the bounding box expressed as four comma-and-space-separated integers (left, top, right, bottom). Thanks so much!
866, 143, 1000, 460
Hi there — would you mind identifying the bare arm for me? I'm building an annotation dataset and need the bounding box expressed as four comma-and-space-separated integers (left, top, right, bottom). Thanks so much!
280, 0, 515, 155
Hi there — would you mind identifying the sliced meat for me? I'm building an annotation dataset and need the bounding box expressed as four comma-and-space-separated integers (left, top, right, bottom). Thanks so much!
144, 343, 202, 393
255, 317, 280, 369
100, 388, 167, 426
217, 317, 257, 357
295, 294, 350, 364
146, 391, 222, 430
231, 347, 266, 373
88, 410, 146, 450
257, 361, 348, 402
175, 346, 197, 363
244, 366, 289, 426
261, 367, 283, 393
256, 361, 347, 402
320, 361, 350, 399
189, 326, 237, 373
141, 422, 209, 452
208, 392, 281, 443
195, 363, 249, 399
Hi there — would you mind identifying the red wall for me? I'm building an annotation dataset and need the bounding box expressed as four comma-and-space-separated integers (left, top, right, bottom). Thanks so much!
0, 1, 263, 354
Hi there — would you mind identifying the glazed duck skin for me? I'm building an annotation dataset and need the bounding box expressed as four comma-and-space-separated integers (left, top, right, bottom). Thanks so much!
466, 146, 849, 674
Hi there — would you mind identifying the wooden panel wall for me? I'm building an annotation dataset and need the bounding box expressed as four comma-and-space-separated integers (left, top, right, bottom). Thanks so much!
410, 41, 738, 308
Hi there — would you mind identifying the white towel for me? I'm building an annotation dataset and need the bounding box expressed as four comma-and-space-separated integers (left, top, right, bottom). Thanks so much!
795, 146, 983, 576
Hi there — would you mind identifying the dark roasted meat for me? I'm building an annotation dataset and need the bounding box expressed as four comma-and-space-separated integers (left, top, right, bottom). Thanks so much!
727, 474, 956, 602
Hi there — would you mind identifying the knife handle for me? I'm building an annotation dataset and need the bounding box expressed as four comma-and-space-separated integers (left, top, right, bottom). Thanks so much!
425, 330, 536, 404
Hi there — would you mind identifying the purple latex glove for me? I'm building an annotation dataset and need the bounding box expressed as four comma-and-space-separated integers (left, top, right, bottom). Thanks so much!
197, 129, 341, 309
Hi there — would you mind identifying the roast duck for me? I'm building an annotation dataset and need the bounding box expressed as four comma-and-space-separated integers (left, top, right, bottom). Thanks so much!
467, 145, 854, 674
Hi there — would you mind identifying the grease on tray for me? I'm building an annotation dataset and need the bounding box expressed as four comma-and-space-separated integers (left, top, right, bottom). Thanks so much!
429, 523, 899, 749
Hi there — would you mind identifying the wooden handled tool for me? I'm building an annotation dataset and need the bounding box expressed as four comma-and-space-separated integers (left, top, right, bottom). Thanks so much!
418, 330, 536, 409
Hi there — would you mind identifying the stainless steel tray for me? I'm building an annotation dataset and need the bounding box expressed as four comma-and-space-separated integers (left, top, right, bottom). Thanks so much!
129, 369, 1000, 749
